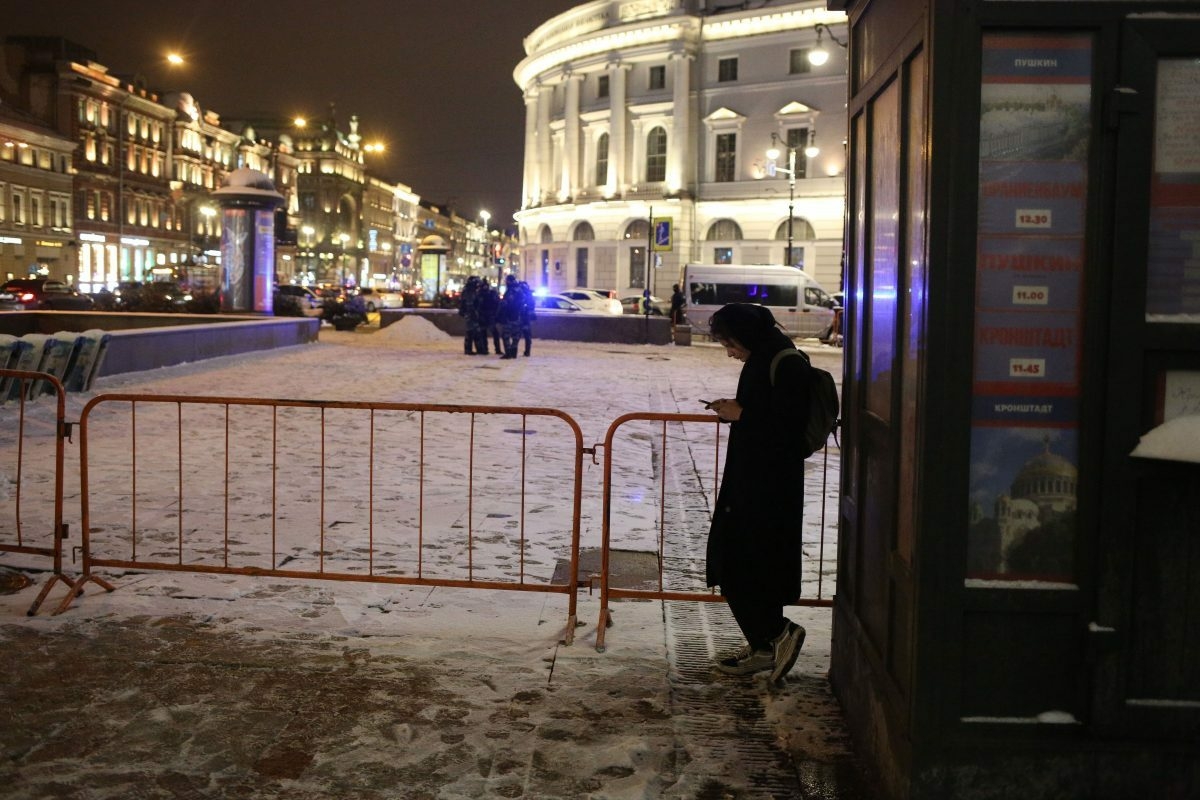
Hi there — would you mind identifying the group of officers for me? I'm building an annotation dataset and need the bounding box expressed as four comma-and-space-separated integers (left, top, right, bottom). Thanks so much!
458, 275, 537, 359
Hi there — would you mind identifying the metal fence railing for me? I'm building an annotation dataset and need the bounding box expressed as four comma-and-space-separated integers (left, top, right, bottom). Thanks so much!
0, 369, 80, 615
61, 394, 586, 641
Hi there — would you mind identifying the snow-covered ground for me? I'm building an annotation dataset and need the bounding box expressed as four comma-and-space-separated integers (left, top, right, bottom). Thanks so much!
0, 318, 858, 799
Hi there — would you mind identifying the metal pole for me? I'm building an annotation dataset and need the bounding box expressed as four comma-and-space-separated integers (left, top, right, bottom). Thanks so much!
786, 148, 795, 268
646, 205, 654, 296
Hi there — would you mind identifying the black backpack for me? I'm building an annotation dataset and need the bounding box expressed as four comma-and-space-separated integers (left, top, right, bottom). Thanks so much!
770, 348, 840, 458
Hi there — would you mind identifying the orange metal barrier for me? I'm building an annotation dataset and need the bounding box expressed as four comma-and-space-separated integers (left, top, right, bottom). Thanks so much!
594, 412, 839, 651
0, 369, 79, 615
62, 393, 586, 642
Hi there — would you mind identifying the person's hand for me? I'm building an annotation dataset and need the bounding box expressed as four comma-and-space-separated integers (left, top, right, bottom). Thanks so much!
707, 398, 742, 421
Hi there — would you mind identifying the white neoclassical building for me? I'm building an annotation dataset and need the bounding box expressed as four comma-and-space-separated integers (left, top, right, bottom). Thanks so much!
513, 0, 848, 299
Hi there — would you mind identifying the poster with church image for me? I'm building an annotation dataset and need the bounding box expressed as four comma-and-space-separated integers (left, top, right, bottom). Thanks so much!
968, 33, 1091, 586
967, 426, 1077, 582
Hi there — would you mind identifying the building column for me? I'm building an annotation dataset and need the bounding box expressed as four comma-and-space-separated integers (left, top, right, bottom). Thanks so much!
608, 62, 630, 196
564, 72, 582, 201
523, 88, 539, 207
669, 51, 693, 195
536, 84, 553, 206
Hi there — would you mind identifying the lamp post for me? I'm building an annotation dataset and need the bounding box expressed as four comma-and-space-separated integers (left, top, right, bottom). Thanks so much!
766, 130, 822, 268
766, 134, 797, 268
301, 225, 315, 282
479, 209, 492, 281
337, 232, 350, 289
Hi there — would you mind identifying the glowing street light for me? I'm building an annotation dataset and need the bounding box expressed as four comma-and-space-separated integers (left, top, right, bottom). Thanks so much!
807, 23, 847, 67
479, 209, 494, 280
166, 52, 185, 66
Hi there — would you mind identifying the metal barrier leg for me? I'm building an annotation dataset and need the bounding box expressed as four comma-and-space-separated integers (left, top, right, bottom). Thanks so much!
26, 573, 80, 616
51, 573, 115, 616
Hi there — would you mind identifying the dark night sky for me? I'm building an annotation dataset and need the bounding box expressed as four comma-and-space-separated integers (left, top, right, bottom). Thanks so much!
6, 0, 585, 229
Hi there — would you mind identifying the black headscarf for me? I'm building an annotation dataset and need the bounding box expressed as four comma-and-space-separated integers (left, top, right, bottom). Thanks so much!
709, 303, 784, 352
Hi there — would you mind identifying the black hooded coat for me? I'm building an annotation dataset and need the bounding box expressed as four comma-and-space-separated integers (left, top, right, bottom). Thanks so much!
705, 307, 811, 605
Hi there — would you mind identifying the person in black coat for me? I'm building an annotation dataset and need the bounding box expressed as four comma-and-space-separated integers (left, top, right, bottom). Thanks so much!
704, 303, 810, 682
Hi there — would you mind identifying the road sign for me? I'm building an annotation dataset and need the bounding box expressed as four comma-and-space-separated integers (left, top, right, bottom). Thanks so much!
652, 217, 673, 252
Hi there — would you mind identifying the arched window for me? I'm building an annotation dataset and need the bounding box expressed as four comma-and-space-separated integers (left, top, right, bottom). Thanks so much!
645, 127, 667, 182
539, 224, 554, 244
595, 133, 609, 186
573, 221, 595, 241
705, 219, 744, 240
624, 219, 650, 240
774, 217, 816, 240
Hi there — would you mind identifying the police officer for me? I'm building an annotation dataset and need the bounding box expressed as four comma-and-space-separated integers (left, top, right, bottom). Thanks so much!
459, 276, 481, 355
475, 282, 499, 355
518, 281, 536, 357
498, 275, 523, 359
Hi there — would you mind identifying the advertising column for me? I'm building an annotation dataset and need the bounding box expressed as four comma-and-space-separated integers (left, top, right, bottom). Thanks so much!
967, 33, 1093, 583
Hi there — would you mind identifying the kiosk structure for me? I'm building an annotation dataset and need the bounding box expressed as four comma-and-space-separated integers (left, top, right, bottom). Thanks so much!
211, 168, 284, 313
829, 1, 1200, 797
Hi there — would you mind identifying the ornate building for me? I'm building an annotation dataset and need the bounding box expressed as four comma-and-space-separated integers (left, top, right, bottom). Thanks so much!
514, 0, 848, 297
0, 107, 76, 282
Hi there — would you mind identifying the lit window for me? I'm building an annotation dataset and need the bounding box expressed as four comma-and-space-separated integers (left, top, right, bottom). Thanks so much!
715, 133, 736, 182
595, 133, 609, 186
645, 127, 667, 182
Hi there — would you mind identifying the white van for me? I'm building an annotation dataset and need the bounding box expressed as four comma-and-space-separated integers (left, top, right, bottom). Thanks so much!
682, 263, 837, 339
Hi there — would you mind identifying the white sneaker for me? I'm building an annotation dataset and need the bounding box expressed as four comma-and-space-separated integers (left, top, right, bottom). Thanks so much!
716, 644, 775, 675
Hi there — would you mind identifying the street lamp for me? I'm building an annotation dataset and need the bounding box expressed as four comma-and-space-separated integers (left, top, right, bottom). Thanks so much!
479, 209, 492, 280
766, 133, 799, 268
337, 232, 350, 288
807, 22, 848, 67
301, 225, 315, 281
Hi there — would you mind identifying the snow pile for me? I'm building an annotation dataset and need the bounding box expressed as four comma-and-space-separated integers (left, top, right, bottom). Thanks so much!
375, 314, 452, 343
1130, 415, 1200, 464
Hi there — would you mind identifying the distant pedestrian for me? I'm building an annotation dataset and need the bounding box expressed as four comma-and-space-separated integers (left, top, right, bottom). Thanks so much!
497, 275, 523, 359
459, 276, 481, 355
670, 283, 686, 325
475, 283, 500, 355
703, 303, 809, 683
518, 281, 536, 357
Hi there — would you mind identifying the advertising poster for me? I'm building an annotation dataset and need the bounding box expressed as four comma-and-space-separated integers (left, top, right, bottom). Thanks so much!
1146, 58, 1200, 319
221, 208, 248, 312
254, 209, 275, 313
967, 33, 1092, 583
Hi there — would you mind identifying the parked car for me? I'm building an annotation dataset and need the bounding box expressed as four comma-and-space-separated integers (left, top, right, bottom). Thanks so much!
557, 288, 623, 315
619, 294, 668, 316
273, 284, 324, 316
1, 278, 94, 311
113, 280, 192, 310
534, 295, 589, 314
355, 287, 405, 312
0, 285, 22, 310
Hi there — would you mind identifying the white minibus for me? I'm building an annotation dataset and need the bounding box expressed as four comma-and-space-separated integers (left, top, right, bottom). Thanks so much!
682, 264, 837, 339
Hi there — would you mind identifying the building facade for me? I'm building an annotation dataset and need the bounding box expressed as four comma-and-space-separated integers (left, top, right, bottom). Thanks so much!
0, 108, 77, 282
1, 37, 424, 298
513, 0, 848, 298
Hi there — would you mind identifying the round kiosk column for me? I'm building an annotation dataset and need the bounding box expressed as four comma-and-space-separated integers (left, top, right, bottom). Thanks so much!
211, 168, 285, 313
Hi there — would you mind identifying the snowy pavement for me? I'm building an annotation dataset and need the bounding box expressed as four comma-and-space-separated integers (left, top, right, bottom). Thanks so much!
0, 319, 870, 799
